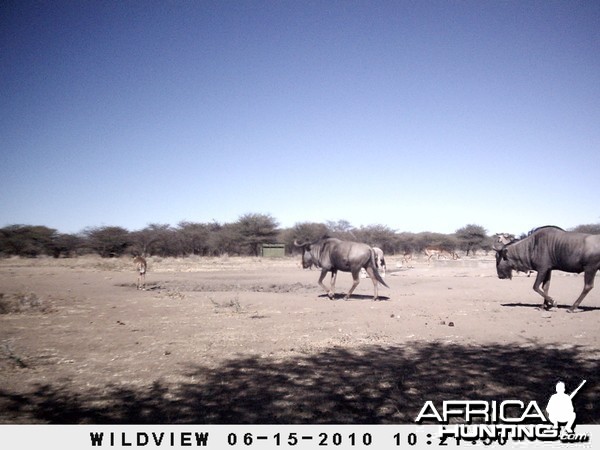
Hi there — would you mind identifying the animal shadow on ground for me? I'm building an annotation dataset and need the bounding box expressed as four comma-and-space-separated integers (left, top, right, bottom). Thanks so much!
318, 293, 391, 301
0, 342, 597, 424
501, 302, 600, 312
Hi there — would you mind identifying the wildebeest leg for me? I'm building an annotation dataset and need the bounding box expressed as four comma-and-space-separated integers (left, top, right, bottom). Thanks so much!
532, 270, 555, 310
542, 272, 552, 298
567, 269, 596, 313
344, 270, 361, 300
365, 266, 379, 300
137, 273, 145, 290
317, 269, 334, 299
329, 270, 338, 299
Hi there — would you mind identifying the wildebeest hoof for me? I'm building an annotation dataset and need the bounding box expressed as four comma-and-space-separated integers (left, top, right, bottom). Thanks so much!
542, 301, 556, 310
567, 308, 583, 313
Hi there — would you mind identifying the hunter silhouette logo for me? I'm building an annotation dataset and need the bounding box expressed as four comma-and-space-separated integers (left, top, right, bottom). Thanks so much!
416, 379, 590, 444
546, 380, 585, 434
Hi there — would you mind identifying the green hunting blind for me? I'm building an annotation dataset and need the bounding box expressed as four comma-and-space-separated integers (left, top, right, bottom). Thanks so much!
261, 244, 285, 257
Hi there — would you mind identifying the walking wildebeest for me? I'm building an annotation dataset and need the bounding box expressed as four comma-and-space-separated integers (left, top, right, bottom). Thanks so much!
294, 237, 389, 300
493, 232, 532, 277
494, 226, 600, 312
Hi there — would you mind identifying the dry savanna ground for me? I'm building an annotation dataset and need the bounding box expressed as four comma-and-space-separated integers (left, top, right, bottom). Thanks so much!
0, 254, 598, 424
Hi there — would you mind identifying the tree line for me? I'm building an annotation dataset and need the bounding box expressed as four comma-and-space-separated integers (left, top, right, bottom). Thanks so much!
1, 214, 599, 259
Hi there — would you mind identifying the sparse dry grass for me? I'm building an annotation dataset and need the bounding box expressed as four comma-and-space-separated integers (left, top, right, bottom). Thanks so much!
0, 253, 598, 424
209, 295, 242, 313
0, 254, 301, 272
0, 292, 54, 314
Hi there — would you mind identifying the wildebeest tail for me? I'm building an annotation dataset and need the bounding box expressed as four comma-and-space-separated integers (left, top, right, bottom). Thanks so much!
370, 249, 389, 288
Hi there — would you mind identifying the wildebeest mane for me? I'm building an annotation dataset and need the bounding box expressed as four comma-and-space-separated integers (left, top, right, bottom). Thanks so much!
501, 226, 565, 249
528, 225, 565, 235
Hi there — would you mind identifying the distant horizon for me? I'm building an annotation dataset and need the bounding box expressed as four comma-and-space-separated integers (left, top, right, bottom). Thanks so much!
3, 214, 597, 238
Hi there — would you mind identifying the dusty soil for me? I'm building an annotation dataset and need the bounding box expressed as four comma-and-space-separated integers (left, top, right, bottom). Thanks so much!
0, 255, 598, 424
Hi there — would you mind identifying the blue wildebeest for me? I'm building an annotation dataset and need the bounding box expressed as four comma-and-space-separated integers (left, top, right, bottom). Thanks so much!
494, 226, 600, 312
294, 237, 389, 300
493, 233, 532, 277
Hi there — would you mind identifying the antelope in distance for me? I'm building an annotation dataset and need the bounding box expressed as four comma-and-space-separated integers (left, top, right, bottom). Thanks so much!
133, 255, 147, 290
424, 247, 459, 264
401, 251, 414, 266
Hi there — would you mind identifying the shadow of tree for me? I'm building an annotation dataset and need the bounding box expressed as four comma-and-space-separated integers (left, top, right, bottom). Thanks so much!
1, 342, 598, 424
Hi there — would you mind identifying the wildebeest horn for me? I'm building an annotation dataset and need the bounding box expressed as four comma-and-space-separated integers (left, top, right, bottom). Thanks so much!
294, 239, 309, 247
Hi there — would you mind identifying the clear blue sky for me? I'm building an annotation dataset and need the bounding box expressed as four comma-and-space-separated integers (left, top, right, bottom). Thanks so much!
2, 0, 599, 236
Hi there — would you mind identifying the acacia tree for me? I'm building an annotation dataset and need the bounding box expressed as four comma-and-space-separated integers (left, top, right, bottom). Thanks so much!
353, 224, 397, 254
51, 233, 84, 257
235, 213, 279, 256
395, 232, 419, 255
326, 220, 355, 240
291, 222, 330, 242
572, 223, 600, 234
177, 221, 213, 256
209, 222, 243, 256
412, 232, 458, 253
0, 225, 59, 257
281, 222, 330, 255
455, 224, 488, 256
130, 225, 162, 256
136, 224, 180, 256
83, 226, 131, 257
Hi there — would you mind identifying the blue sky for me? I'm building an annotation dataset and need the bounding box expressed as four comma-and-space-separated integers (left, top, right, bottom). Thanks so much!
2, 0, 599, 236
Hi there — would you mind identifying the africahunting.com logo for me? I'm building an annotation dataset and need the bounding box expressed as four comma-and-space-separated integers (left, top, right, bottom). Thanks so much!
415, 380, 590, 445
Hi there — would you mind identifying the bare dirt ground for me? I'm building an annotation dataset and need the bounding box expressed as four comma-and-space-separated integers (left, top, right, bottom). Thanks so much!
1, 255, 598, 424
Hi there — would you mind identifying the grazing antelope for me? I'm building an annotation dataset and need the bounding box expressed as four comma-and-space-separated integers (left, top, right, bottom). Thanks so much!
424, 248, 459, 263
133, 255, 147, 290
